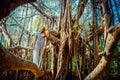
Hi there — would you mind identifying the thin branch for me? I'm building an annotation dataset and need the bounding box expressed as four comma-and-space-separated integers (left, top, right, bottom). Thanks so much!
7, 45, 32, 51
31, 3, 58, 22
6, 23, 32, 35
84, 23, 120, 80
72, 0, 88, 23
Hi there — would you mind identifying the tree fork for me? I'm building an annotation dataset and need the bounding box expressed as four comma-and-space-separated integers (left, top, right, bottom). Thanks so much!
84, 24, 120, 80
55, 0, 88, 79
0, 0, 52, 78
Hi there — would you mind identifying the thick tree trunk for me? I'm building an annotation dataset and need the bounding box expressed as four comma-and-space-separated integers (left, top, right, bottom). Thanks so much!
101, 1, 111, 79
55, 0, 72, 79
84, 23, 120, 80
55, 0, 88, 79
0, 43, 50, 77
0, 0, 35, 20
0, 0, 52, 78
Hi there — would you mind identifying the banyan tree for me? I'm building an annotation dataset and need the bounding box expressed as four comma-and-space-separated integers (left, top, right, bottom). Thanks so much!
0, 0, 120, 80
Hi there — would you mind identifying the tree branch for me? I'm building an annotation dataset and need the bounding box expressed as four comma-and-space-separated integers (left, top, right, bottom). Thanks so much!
31, 3, 58, 22
83, 25, 104, 45
84, 23, 120, 80
6, 23, 32, 36
0, 43, 50, 77
0, 0, 52, 78
72, 0, 88, 23
7, 45, 32, 51
0, 0, 36, 20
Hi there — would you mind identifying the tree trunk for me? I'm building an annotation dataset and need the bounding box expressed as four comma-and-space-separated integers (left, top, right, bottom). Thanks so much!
0, 42, 51, 77
101, 1, 111, 79
81, 44, 87, 79
55, 0, 88, 79
92, 0, 99, 67
0, 0, 35, 20
51, 44, 58, 80
84, 23, 120, 80
55, 0, 73, 79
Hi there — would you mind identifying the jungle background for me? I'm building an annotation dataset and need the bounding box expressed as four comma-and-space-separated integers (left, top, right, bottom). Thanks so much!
0, 0, 120, 80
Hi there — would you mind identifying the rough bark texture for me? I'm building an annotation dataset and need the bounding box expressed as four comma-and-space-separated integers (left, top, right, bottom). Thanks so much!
0, 0, 51, 78
51, 45, 58, 80
0, 0, 35, 20
1, 0, 119, 80
0, 43, 50, 77
55, 0, 88, 80
92, 0, 99, 67
101, 1, 111, 79
84, 23, 120, 80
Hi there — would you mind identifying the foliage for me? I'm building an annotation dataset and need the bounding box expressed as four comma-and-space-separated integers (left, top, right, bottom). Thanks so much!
0, 0, 120, 79
0, 36, 6, 47
117, 42, 120, 52
109, 58, 118, 74
99, 44, 104, 52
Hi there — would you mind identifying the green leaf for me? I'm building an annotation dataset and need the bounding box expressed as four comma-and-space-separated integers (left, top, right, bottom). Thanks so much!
99, 45, 104, 52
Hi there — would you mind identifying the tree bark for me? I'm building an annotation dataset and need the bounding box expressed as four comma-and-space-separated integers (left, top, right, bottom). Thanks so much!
84, 23, 120, 80
55, 0, 88, 79
92, 0, 99, 67
0, 43, 51, 77
0, 0, 35, 20
0, 0, 52, 78
51, 44, 58, 80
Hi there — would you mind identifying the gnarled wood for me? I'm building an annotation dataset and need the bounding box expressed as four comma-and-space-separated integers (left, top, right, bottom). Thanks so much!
84, 23, 120, 80
7, 45, 32, 51
0, 0, 35, 20
55, 0, 88, 80
0, 43, 50, 77
0, 0, 51, 78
